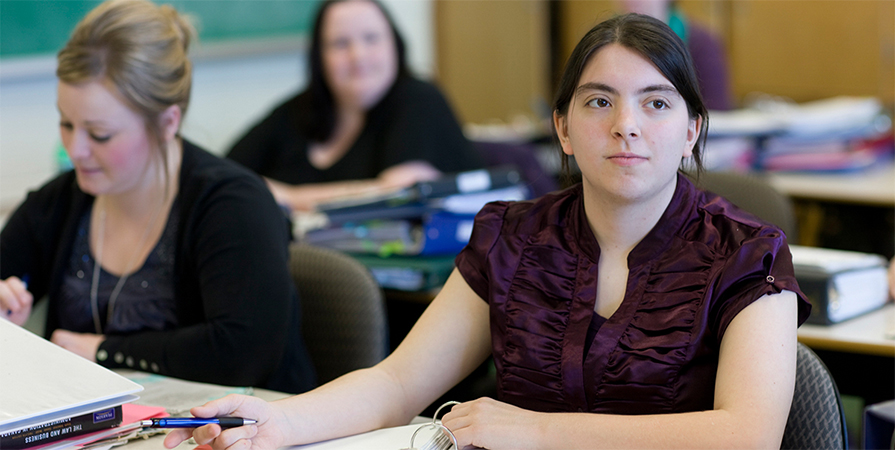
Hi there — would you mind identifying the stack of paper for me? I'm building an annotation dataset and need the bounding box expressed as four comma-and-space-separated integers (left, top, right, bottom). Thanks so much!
705, 96, 894, 173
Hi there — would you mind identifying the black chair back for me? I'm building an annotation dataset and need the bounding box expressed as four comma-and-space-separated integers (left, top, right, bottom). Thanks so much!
781, 343, 848, 449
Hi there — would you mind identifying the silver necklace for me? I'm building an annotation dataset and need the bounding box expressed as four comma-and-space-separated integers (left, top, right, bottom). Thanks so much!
89, 197, 164, 334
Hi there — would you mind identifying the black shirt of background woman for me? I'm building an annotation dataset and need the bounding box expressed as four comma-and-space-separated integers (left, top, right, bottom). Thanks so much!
227, 75, 484, 183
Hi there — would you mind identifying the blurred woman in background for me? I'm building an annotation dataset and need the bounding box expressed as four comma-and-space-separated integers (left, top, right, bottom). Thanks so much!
227, 0, 484, 212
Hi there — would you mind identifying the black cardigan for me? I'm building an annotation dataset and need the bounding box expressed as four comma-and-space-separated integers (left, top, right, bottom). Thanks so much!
0, 141, 315, 393
227, 75, 484, 183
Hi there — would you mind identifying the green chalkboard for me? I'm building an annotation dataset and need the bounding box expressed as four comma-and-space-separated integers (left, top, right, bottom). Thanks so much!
0, 0, 322, 59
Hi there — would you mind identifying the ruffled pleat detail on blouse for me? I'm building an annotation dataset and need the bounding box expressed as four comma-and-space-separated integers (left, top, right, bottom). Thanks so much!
455, 174, 811, 415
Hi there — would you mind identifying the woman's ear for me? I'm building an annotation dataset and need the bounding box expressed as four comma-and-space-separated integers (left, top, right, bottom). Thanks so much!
159, 104, 182, 143
554, 110, 574, 157
683, 115, 703, 158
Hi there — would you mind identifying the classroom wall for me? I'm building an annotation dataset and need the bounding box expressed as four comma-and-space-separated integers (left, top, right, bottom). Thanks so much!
728, 1, 894, 104
434, 0, 893, 124
0, 0, 434, 214
5, 0, 892, 213
435, 0, 551, 125
555, 0, 895, 107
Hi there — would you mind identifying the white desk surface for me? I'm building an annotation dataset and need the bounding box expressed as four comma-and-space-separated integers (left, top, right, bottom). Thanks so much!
119, 372, 429, 450
291, 421, 433, 450
797, 302, 895, 357
765, 162, 895, 206
142, 422, 428, 450
130, 417, 425, 450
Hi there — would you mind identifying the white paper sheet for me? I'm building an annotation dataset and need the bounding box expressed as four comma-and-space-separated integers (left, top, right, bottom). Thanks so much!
0, 320, 143, 434
291, 424, 419, 450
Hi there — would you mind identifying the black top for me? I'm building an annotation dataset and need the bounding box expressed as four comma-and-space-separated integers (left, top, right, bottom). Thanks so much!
227, 75, 484, 183
1, 141, 316, 394
58, 200, 179, 334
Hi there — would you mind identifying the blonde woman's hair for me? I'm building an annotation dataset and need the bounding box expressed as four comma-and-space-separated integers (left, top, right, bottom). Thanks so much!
57, 0, 195, 161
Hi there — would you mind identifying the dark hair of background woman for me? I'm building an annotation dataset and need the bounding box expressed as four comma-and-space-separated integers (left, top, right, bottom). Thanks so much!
298, 0, 410, 143
553, 13, 709, 178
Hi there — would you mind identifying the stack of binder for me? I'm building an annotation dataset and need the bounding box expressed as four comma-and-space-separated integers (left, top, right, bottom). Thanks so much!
297, 166, 531, 290
306, 165, 529, 253
0, 320, 143, 449
790, 245, 890, 325
705, 96, 894, 173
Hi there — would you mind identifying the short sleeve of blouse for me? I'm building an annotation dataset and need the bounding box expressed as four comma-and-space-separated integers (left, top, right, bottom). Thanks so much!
710, 228, 811, 343
455, 201, 511, 303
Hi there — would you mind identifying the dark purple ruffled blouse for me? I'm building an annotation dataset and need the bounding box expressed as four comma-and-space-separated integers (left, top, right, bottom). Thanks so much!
455, 174, 811, 415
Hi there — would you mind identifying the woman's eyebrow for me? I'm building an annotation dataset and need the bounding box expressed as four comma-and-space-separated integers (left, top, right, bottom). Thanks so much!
640, 84, 678, 95
575, 82, 678, 96
55, 112, 113, 128
576, 82, 616, 95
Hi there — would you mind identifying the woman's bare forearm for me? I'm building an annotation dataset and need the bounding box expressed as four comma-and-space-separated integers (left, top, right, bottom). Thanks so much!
271, 366, 415, 445
265, 178, 389, 212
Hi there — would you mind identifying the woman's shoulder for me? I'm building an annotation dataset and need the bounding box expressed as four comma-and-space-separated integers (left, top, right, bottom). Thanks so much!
17, 170, 84, 213
380, 75, 450, 111
245, 90, 308, 130
689, 186, 789, 255
177, 141, 288, 232
180, 141, 272, 197
698, 187, 782, 230
458, 187, 581, 288
2, 170, 86, 250
391, 75, 443, 96
478, 185, 582, 236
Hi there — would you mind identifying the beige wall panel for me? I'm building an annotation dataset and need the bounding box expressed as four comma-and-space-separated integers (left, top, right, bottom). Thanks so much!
556, 0, 616, 75
435, 0, 550, 124
555, 1, 729, 89
556, 1, 893, 107
730, 0, 892, 104
677, 0, 730, 35
878, 0, 894, 103
555, 1, 729, 61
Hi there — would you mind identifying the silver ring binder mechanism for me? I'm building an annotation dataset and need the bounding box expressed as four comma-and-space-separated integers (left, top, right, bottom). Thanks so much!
405, 401, 460, 450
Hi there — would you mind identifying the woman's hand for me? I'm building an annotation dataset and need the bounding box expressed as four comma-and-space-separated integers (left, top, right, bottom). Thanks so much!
441, 397, 546, 450
50, 330, 103, 361
377, 161, 441, 190
261, 161, 442, 213
0, 276, 33, 326
164, 394, 287, 450
264, 178, 387, 213
264, 179, 305, 211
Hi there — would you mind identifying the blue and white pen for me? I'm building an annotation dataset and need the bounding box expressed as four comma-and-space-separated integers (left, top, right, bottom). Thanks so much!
140, 417, 257, 429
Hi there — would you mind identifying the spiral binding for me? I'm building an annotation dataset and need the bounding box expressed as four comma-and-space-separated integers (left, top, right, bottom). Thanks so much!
407, 401, 459, 450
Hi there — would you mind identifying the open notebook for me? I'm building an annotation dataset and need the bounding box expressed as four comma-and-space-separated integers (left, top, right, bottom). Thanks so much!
0, 319, 143, 435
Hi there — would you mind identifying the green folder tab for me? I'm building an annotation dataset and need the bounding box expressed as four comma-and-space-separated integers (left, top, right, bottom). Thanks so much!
350, 254, 456, 292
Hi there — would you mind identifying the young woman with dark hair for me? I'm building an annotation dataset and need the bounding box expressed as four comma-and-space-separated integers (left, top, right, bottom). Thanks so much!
166, 13, 809, 450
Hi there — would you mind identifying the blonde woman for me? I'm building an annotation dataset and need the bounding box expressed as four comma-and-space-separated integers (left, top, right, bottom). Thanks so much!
0, 0, 315, 394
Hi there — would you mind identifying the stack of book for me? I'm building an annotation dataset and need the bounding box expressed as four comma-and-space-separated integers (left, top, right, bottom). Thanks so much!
297, 166, 530, 290
2, 407, 124, 449
705, 96, 894, 173
0, 320, 144, 449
